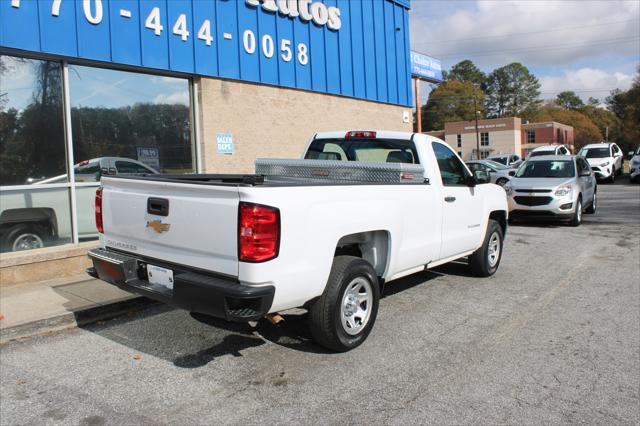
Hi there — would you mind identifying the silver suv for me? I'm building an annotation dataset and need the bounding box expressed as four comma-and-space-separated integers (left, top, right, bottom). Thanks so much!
504, 155, 597, 226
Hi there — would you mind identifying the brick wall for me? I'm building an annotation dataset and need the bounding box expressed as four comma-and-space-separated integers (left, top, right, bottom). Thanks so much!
198, 78, 413, 174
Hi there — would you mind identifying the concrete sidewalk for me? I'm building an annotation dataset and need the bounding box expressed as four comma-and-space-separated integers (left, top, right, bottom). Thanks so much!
0, 275, 155, 344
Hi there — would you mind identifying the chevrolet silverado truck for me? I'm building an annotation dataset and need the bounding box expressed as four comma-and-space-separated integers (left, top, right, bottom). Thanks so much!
87, 131, 508, 352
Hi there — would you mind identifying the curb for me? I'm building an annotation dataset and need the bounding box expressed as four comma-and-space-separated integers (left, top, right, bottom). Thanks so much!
0, 297, 158, 345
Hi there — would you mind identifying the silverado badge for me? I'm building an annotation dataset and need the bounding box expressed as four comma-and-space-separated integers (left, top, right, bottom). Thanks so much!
146, 220, 170, 234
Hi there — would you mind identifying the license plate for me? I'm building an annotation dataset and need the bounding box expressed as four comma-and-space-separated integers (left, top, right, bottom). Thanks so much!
147, 264, 174, 290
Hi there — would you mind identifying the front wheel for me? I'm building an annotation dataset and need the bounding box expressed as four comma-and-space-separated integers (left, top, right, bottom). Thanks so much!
569, 197, 582, 226
309, 256, 380, 352
468, 219, 504, 277
496, 177, 509, 187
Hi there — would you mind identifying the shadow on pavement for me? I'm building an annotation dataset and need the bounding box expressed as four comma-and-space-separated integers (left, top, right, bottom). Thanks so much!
78, 268, 448, 362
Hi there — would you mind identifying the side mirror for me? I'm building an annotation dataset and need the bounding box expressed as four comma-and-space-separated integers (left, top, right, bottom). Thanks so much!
580, 171, 591, 177
473, 170, 490, 184
508, 170, 516, 177
466, 175, 477, 187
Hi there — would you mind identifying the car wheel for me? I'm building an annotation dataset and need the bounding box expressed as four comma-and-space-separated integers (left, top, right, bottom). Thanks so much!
2, 224, 48, 252
309, 256, 380, 352
585, 192, 597, 214
496, 177, 509, 187
468, 219, 504, 277
569, 197, 582, 226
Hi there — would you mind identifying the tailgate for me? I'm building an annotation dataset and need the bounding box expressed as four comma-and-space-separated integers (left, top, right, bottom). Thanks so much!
100, 177, 240, 277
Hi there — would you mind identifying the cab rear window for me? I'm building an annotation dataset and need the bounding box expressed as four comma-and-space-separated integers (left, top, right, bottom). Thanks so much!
305, 138, 419, 164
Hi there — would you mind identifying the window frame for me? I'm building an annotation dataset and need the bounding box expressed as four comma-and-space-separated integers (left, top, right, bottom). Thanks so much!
480, 132, 490, 146
432, 141, 471, 187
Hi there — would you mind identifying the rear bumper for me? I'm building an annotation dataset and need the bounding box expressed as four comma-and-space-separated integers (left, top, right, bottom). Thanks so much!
87, 248, 274, 322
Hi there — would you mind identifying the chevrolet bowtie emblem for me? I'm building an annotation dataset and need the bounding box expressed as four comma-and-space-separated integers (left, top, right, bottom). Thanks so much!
146, 220, 170, 234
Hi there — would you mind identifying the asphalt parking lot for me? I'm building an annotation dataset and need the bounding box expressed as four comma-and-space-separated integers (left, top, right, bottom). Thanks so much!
1, 181, 639, 425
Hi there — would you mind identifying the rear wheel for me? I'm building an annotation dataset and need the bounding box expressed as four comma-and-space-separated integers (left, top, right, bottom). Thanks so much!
585, 191, 597, 214
569, 197, 582, 226
468, 219, 503, 277
309, 256, 380, 352
1, 224, 48, 252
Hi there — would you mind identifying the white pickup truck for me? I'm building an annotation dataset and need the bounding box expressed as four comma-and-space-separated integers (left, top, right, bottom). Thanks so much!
88, 131, 508, 351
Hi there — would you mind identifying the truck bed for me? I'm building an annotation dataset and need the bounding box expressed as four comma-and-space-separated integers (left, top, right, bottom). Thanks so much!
114, 158, 428, 187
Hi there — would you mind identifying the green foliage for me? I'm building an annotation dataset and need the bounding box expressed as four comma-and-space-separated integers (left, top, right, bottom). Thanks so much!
421, 81, 485, 131
580, 105, 620, 143
556, 91, 584, 110
606, 69, 640, 153
444, 60, 486, 89
484, 63, 542, 118
587, 97, 600, 107
536, 106, 603, 150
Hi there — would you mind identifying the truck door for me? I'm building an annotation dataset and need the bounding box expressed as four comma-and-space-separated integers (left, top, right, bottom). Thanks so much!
431, 142, 484, 259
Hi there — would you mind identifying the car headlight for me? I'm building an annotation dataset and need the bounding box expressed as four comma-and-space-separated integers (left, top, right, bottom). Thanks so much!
555, 184, 573, 197
599, 161, 610, 167
503, 184, 513, 195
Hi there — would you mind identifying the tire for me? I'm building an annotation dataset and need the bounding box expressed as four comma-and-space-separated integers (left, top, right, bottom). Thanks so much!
496, 177, 509, 187
309, 256, 380, 352
585, 191, 597, 214
569, 196, 582, 227
468, 219, 504, 277
1, 224, 48, 252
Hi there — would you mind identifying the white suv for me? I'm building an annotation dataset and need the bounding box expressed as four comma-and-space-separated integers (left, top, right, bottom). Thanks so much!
578, 143, 624, 183
528, 144, 571, 158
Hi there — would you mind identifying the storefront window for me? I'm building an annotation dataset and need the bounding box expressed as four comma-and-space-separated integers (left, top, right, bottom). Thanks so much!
68, 65, 193, 240
0, 56, 194, 252
69, 66, 192, 177
0, 56, 67, 185
0, 56, 72, 252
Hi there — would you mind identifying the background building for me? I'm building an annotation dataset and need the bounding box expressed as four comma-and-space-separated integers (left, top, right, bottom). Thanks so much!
427, 117, 574, 160
0, 0, 413, 285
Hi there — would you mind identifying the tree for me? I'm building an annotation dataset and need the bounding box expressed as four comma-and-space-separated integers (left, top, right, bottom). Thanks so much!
606, 68, 640, 153
536, 106, 602, 150
444, 60, 486, 89
556, 91, 584, 110
420, 81, 485, 131
580, 105, 620, 143
485, 63, 542, 118
587, 97, 600, 107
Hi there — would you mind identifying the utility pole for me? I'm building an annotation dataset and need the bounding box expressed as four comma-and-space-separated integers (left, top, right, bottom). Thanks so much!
414, 78, 422, 133
474, 96, 480, 160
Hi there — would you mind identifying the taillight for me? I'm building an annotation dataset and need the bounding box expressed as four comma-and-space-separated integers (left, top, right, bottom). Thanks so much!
238, 202, 280, 262
346, 131, 376, 138
95, 187, 103, 233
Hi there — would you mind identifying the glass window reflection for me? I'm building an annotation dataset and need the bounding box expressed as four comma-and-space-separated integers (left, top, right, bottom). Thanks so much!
69, 66, 193, 180
0, 56, 67, 185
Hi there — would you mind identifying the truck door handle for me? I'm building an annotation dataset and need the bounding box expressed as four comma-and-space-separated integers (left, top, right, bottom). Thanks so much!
444, 196, 456, 203
147, 198, 169, 216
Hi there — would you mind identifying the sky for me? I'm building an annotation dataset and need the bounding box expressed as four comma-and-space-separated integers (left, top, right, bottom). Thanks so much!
409, 0, 640, 104
1, 57, 189, 111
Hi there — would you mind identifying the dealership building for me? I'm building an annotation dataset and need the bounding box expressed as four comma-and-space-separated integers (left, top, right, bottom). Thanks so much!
426, 117, 575, 161
0, 0, 415, 285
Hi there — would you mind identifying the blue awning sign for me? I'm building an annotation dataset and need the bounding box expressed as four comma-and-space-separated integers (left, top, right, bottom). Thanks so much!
410, 51, 443, 82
